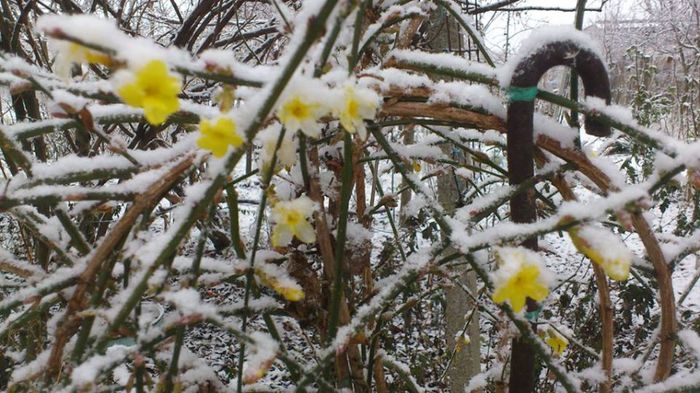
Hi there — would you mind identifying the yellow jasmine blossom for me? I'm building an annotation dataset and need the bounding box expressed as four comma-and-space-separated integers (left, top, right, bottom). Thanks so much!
54, 42, 113, 77
255, 263, 305, 302
197, 116, 244, 157
568, 225, 632, 281
491, 247, 551, 312
69, 43, 112, 65
412, 161, 422, 172
455, 332, 471, 353
270, 196, 317, 247
334, 84, 379, 140
116, 60, 181, 125
541, 326, 569, 356
276, 79, 329, 138
243, 332, 279, 384
257, 124, 297, 171
243, 367, 268, 384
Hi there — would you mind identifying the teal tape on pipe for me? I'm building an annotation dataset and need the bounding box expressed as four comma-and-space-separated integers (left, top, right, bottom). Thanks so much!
508, 86, 539, 102
524, 306, 542, 321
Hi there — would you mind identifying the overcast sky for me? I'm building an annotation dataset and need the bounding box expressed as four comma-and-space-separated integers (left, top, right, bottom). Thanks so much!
477, 0, 634, 59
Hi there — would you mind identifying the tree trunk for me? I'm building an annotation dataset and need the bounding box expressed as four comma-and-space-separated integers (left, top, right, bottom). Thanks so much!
427, 6, 481, 392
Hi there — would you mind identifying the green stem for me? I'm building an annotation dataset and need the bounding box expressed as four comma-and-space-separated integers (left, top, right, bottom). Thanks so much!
225, 185, 247, 259
370, 126, 451, 234
349, 0, 369, 71
11, 208, 77, 267
164, 216, 209, 391
236, 126, 287, 393
55, 208, 91, 255
315, 1, 354, 77
327, 132, 355, 341
569, 0, 587, 133
0, 128, 33, 175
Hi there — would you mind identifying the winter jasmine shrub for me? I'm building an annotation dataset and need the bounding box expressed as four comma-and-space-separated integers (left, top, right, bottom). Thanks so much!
0, 2, 698, 393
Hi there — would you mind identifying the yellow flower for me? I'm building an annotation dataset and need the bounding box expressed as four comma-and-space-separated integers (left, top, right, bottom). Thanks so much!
568, 225, 631, 281
243, 367, 268, 384
116, 60, 181, 125
270, 196, 317, 247
242, 332, 279, 384
541, 326, 569, 356
334, 84, 379, 140
491, 247, 550, 312
276, 79, 329, 138
255, 266, 305, 302
197, 116, 244, 157
257, 124, 297, 171
455, 332, 471, 352
54, 41, 112, 78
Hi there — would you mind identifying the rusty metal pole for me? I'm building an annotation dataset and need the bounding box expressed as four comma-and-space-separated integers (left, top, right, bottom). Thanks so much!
506, 40, 611, 392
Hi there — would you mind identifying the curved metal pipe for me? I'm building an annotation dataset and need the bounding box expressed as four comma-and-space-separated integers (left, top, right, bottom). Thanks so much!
505, 40, 611, 393
507, 41, 611, 232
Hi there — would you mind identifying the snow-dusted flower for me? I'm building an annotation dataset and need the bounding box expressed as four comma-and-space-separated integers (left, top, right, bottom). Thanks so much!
333, 83, 380, 140
455, 331, 471, 353
276, 79, 329, 138
255, 262, 305, 302
568, 225, 632, 281
270, 196, 317, 248
541, 326, 569, 356
197, 116, 244, 158
491, 247, 551, 312
257, 124, 297, 170
115, 60, 181, 125
54, 41, 112, 78
242, 332, 279, 384
688, 168, 700, 190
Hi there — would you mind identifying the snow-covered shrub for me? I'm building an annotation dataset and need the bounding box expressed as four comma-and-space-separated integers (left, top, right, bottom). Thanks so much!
0, 1, 698, 392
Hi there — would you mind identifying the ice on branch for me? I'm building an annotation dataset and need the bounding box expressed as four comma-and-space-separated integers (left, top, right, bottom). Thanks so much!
113, 60, 181, 125
270, 195, 317, 248
197, 116, 244, 158
276, 78, 330, 138
491, 247, 552, 312
332, 82, 380, 140
567, 225, 632, 281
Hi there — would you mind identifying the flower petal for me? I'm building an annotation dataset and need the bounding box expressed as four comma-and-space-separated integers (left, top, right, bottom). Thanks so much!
294, 221, 316, 244
272, 225, 293, 247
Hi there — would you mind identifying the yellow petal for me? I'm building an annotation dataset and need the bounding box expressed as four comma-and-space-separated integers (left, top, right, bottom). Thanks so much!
116, 60, 181, 125
117, 82, 144, 107
138, 60, 169, 82
527, 282, 549, 302
197, 116, 243, 156
272, 225, 293, 247
142, 97, 172, 125
509, 292, 527, 313
293, 221, 316, 244
280, 286, 305, 302
491, 286, 508, 304
84, 51, 112, 66
197, 135, 227, 157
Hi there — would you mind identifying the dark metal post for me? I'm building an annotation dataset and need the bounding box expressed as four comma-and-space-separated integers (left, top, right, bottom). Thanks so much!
506, 40, 611, 392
